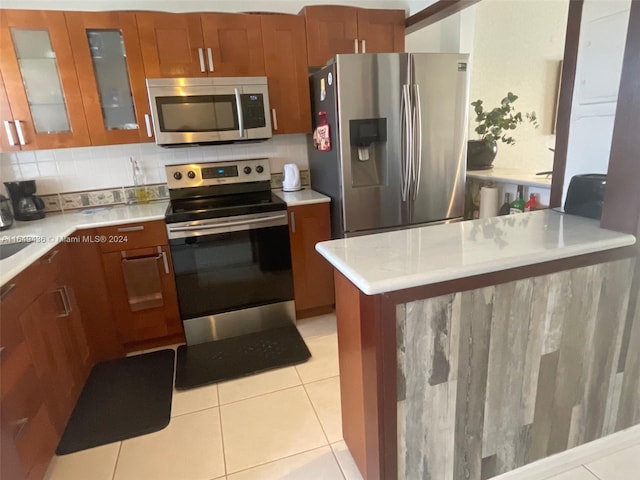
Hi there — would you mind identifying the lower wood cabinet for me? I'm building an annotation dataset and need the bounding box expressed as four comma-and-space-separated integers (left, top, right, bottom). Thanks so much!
288, 202, 335, 318
95, 221, 184, 351
0, 243, 90, 480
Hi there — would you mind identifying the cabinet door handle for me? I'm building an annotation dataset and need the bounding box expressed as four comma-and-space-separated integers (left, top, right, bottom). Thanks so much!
117, 225, 144, 232
121, 248, 170, 274
14, 120, 26, 145
14, 417, 29, 440
55, 286, 71, 317
0, 283, 16, 300
160, 249, 170, 274
272, 108, 278, 131
289, 211, 296, 233
354, 38, 359, 54
42, 249, 59, 264
144, 114, 153, 138
3, 120, 16, 146
361, 39, 366, 54
207, 47, 214, 72
198, 48, 206, 73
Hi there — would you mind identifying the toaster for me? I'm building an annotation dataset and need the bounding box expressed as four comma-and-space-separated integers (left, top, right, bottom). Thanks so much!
564, 174, 607, 220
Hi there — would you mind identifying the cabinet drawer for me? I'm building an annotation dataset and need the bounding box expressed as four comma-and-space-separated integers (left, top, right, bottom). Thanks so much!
96, 221, 168, 253
38, 245, 66, 290
15, 402, 58, 480
0, 263, 43, 355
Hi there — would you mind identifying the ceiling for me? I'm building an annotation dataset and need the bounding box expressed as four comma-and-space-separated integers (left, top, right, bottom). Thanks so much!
2, 0, 438, 15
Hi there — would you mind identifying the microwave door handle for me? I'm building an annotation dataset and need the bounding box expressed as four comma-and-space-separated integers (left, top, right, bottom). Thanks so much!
235, 88, 244, 138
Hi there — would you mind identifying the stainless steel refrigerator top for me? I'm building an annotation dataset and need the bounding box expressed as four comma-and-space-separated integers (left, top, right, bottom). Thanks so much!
307, 53, 470, 238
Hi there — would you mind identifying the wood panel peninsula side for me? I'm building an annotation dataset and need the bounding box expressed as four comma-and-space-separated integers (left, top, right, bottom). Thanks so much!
316, 210, 638, 480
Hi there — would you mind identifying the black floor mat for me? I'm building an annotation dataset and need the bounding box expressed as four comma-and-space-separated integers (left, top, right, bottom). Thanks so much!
56, 349, 175, 455
175, 325, 311, 390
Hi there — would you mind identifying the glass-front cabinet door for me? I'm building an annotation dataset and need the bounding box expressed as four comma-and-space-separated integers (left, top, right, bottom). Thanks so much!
66, 12, 154, 145
0, 10, 90, 150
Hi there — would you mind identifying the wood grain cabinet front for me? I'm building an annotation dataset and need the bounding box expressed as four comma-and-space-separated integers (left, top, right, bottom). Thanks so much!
260, 14, 312, 135
19, 245, 91, 436
287, 202, 335, 318
0, 244, 90, 480
301, 5, 405, 67
0, 10, 91, 151
65, 11, 155, 145
136, 12, 265, 78
95, 221, 185, 351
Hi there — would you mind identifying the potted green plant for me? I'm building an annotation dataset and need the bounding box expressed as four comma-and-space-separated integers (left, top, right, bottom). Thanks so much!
468, 92, 539, 170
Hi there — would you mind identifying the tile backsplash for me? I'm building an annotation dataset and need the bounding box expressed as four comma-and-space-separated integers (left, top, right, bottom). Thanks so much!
0, 134, 310, 197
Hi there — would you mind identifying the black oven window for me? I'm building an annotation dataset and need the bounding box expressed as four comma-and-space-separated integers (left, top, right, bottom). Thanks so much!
169, 225, 293, 319
156, 95, 238, 132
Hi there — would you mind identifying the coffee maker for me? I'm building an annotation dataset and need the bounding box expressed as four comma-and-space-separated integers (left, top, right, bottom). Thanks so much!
4, 180, 46, 221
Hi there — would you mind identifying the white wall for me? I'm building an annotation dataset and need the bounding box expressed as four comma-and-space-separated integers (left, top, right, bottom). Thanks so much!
469, 0, 569, 174
405, 6, 475, 54
562, 0, 631, 204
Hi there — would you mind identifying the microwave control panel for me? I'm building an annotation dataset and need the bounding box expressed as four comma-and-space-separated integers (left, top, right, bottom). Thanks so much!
241, 94, 267, 129
166, 159, 271, 189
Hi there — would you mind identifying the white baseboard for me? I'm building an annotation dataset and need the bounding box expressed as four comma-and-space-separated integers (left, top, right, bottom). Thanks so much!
493, 425, 640, 480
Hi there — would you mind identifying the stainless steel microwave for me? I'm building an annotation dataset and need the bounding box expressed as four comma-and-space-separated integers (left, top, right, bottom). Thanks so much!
146, 77, 272, 146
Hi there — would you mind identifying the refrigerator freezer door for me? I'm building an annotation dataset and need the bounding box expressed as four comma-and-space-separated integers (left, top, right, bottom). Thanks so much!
410, 53, 470, 225
335, 53, 410, 235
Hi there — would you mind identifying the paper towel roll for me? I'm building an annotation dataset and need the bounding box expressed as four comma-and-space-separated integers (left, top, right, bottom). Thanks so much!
479, 186, 499, 219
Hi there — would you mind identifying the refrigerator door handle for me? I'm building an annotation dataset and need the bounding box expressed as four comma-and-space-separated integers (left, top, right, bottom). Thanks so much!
413, 84, 423, 200
401, 85, 412, 202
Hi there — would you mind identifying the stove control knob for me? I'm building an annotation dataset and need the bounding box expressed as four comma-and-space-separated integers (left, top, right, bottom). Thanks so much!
187, 171, 196, 179
255, 165, 264, 174
244, 166, 252, 175
173, 171, 183, 180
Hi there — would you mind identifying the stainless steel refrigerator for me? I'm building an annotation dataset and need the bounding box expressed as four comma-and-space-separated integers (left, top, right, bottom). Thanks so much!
308, 53, 470, 238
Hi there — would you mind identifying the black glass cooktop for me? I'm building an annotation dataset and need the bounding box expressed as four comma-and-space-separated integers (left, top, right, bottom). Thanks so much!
165, 191, 286, 224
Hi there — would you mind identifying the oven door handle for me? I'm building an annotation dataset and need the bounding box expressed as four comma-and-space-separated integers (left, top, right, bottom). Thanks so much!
168, 214, 287, 233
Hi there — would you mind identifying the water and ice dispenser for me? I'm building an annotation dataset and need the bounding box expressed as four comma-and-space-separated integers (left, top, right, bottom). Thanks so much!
349, 118, 387, 187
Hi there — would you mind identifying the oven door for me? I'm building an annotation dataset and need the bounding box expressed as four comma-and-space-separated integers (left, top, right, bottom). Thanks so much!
147, 78, 272, 145
167, 211, 294, 344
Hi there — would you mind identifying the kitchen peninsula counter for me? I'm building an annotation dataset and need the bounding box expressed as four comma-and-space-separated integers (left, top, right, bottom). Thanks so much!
315, 210, 639, 480
0, 201, 168, 286
316, 210, 635, 295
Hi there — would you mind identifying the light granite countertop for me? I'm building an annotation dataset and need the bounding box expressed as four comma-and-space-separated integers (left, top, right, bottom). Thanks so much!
0, 201, 168, 286
316, 210, 636, 295
466, 167, 552, 189
0, 187, 331, 286
273, 188, 330, 206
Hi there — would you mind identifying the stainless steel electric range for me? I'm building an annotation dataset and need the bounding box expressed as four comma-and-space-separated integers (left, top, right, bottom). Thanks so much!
164, 159, 294, 346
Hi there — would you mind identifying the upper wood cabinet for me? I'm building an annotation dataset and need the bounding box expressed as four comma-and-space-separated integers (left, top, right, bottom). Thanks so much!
261, 14, 311, 135
65, 11, 155, 145
136, 12, 265, 78
356, 8, 405, 55
301, 5, 405, 67
0, 72, 20, 152
0, 10, 91, 151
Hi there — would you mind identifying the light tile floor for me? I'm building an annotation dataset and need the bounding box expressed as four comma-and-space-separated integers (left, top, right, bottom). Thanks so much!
45, 313, 640, 480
